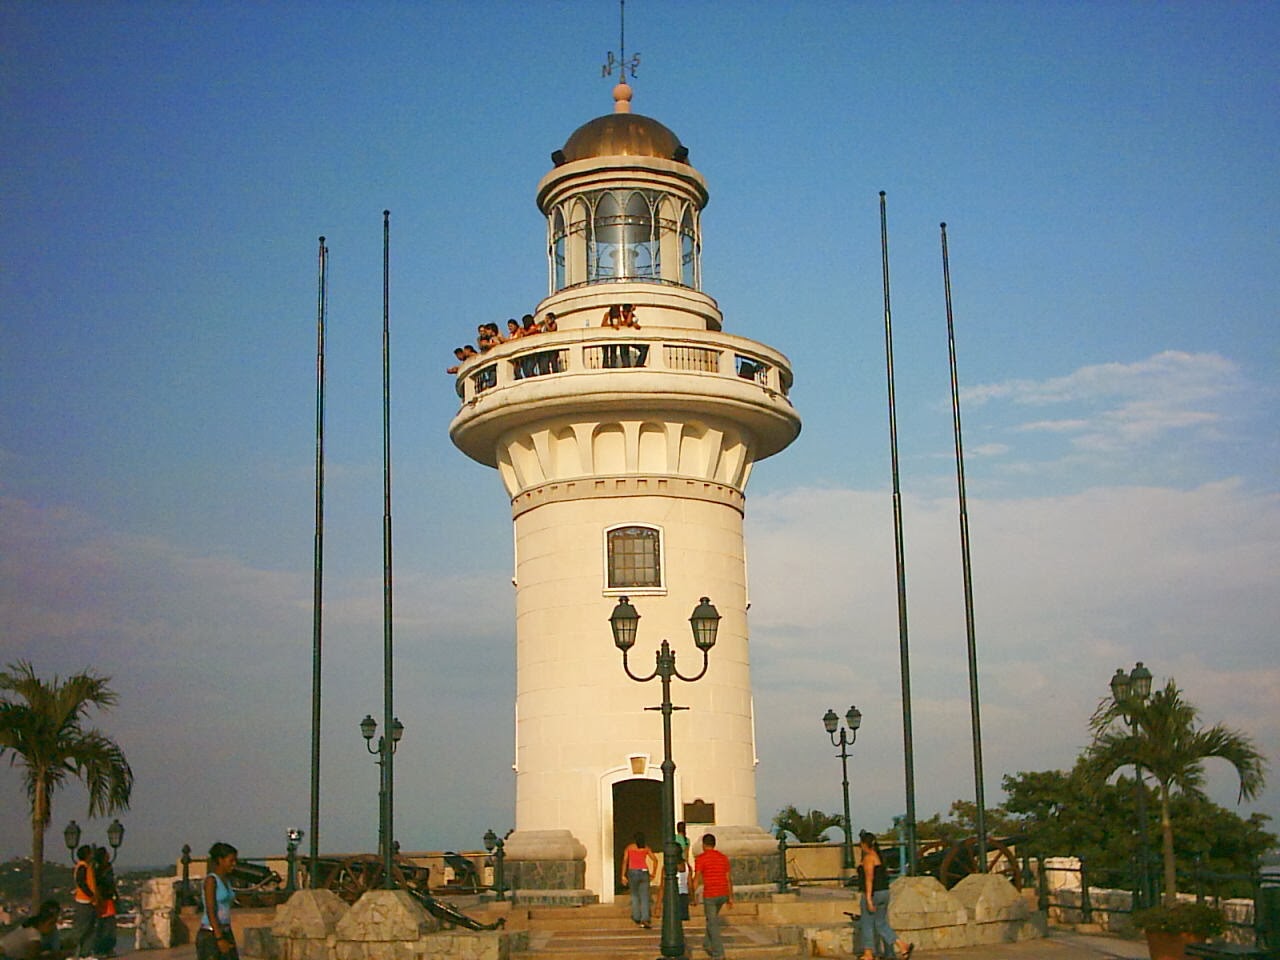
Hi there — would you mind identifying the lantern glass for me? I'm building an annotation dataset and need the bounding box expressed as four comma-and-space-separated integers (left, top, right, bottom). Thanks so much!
359, 715, 377, 741
846, 705, 862, 732
1130, 662, 1153, 701
107, 819, 125, 851
822, 709, 839, 734
1110, 668, 1131, 703
391, 719, 405, 742
610, 597, 640, 651
64, 820, 81, 853
689, 597, 721, 651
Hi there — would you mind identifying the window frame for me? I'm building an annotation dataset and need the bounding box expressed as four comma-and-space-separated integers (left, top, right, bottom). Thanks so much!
603, 523, 666, 596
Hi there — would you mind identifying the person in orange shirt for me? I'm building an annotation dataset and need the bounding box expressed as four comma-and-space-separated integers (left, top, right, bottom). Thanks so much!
70, 845, 99, 958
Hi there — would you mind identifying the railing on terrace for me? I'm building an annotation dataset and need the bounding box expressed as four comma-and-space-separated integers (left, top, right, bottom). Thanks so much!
1034, 856, 1275, 946
456, 334, 792, 406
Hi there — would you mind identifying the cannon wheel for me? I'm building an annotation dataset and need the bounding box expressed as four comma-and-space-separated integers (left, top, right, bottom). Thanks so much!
327, 855, 401, 902
938, 836, 1023, 890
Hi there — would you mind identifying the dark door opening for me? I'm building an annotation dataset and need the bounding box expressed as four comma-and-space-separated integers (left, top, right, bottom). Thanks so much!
612, 778, 662, 895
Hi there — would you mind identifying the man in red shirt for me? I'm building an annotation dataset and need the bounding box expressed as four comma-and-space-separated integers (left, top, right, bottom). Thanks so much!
692, 833, 733, 960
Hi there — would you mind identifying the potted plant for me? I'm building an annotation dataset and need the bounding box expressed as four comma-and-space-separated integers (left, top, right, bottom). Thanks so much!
1133, 902, 1227, 960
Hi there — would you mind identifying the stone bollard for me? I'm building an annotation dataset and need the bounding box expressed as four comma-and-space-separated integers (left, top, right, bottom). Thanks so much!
951, 873, 1045, 944
272, 889, 349, 960
886, 876, 968, 951
334, 890, 440, 960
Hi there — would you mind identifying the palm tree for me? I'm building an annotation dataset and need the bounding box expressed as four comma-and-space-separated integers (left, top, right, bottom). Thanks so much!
1086, 680, 1265, 904
772, 805, 844, 843
0, 661, 133, 907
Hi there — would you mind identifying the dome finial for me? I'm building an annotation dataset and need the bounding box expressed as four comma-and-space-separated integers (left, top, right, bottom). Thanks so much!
613, 80, 633, 114
602, 0, 640, 113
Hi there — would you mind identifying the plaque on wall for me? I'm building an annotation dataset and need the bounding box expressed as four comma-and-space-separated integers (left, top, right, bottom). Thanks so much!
683, 799, 715, 824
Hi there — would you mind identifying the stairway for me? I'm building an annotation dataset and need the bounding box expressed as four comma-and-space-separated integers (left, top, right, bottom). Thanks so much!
507, 901, 804, 960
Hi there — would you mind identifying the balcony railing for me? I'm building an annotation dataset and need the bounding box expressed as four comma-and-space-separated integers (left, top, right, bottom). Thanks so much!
454, 332, 792, 408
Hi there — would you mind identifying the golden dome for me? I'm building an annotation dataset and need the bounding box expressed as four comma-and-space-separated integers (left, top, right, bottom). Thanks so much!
559, 113, 687, 164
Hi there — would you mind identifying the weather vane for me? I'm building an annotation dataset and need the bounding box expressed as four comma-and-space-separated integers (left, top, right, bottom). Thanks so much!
602, 0, 640, 79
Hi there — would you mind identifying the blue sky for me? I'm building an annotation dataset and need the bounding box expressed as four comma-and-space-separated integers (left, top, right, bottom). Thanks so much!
2, 1, 1277, 869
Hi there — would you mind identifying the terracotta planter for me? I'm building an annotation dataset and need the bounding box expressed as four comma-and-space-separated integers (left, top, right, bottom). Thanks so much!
1145, 929, 1206, 960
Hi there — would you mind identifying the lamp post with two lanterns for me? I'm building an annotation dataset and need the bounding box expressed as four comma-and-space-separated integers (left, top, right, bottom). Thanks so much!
609, 595, 721, 960
822, 705, 862, 870
63, 819, 126, 864
1109, 661, 1154, 909
360, 713, 404, 888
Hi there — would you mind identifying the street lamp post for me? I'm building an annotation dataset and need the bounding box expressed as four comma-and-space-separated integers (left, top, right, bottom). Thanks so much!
822, 705, 862, 870
285, 829, 304, 892
609, 595, 721, 960
360, 714, 405, 887
483, 829, 507, 902
1109, 662, 1154, 909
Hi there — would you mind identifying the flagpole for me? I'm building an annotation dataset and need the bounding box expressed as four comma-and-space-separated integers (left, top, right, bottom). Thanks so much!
380, 210, 396, 886
880, 191, 917, 874
309, 236, 328, 885
941, 222, 987, 870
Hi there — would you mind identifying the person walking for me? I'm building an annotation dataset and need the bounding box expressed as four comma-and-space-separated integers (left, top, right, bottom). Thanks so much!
857, 830, 912, 960
693, 833, 733, 960
198, 842, 240, 960
620, 832, 658, 928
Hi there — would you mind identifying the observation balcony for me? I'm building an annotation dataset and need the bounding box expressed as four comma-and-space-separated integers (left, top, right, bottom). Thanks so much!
449, 327, 799, 471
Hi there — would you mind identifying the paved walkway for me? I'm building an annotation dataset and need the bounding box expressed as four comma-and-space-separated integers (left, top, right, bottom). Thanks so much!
111, 928, 1153, 959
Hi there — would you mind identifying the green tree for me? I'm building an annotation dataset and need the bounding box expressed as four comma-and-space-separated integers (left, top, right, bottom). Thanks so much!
773, 805, 844, 842
0, 661, 134, 907
1086, 680, 1266, 904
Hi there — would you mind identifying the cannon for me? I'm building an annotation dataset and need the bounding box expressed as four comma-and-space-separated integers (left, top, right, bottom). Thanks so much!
868, 834, 1026, 890
297, 853, 431, 903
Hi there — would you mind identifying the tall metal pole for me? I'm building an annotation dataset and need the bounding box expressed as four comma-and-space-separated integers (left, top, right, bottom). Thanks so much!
941, 223, 988, 871
381, 210, 396, 887
837, 734, 853, 870
309, 236, 328, 885
879, 191, 918, 874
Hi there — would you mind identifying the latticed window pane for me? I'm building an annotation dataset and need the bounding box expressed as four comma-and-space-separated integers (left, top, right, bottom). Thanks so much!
607, 526, 661, 588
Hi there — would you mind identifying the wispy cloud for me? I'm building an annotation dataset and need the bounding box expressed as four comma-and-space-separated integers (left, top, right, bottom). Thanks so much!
958, 351, 1246, 470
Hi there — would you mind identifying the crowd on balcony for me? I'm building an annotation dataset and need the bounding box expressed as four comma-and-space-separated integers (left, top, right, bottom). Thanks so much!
446, 312, 559, 373
446, 304, 644, 375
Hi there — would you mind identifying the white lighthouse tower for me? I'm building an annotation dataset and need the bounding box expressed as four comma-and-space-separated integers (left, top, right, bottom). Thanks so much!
450, 79, 801, 902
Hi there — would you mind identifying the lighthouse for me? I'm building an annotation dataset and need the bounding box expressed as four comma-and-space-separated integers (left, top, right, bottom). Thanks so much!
450, 79, 801, 902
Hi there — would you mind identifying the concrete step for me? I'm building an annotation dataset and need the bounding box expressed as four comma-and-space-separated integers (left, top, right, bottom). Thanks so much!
521, 901, 763, 932
516, 922, 799, 960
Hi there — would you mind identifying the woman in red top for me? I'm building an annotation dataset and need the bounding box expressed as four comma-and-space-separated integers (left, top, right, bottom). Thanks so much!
619, 832, 658, 928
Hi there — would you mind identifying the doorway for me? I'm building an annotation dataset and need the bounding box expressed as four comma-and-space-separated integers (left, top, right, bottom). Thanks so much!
612, 778, 662, 895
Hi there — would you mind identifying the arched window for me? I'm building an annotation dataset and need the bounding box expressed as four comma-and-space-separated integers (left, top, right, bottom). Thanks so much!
551, 207, 567, 291
624, 191, 658, 279
590, 192, 623, 281
679, 205, 699, 288
606, 525, 663, 590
